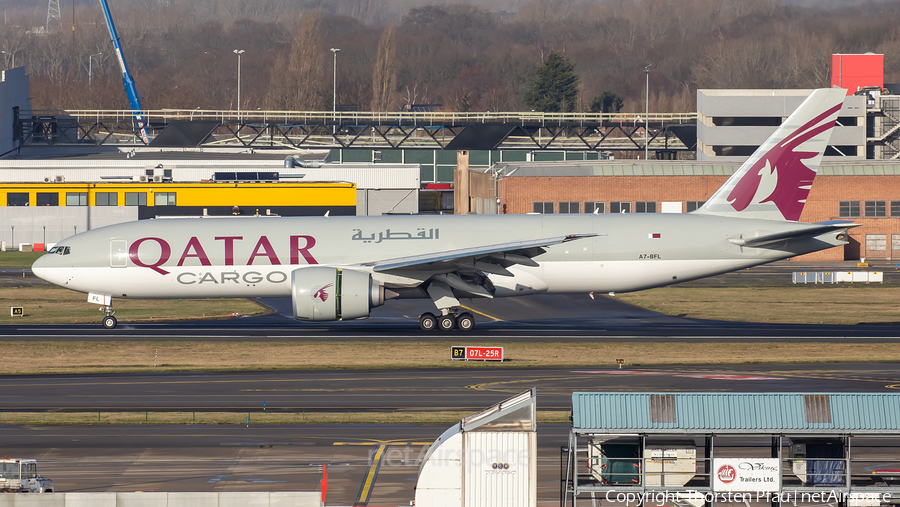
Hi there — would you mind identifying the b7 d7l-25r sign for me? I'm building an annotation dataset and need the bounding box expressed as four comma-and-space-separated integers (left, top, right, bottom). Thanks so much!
451, 346, 504, 362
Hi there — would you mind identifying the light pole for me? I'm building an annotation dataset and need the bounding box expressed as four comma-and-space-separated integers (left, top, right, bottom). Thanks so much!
233, 49, 244, 119
1, 50, 14, 68
89, 52, 101, 86
330, 48, 340, 113
644, 64, 651, 161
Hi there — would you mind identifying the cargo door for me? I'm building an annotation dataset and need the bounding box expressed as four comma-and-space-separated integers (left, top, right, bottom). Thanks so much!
110, 240, 128, 267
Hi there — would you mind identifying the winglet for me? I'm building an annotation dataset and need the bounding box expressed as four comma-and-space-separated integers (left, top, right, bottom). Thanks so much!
696, 88, 846, 221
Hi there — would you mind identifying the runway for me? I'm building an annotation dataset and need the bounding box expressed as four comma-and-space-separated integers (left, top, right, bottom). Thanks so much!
3, 364, 900, 505
2, 293, 900, 341
1, 363, 898, 412
3, 260, 900, 340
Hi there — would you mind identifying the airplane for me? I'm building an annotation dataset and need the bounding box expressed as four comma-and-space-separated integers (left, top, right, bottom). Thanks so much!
33, 88, 855, 331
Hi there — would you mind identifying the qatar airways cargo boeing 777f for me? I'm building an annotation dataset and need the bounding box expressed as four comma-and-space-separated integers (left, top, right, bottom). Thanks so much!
34, 88, 856, 330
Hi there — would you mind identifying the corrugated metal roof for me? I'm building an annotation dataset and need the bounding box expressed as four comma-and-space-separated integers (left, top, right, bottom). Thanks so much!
489, 161, 900, 178
572, 393, 900, 434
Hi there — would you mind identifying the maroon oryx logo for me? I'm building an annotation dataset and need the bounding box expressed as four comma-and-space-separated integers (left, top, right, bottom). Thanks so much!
726, 103, 841, 221
313, 283, 334, 302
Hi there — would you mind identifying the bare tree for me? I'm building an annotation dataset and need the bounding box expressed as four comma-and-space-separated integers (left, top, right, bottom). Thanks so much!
371, 25, 397, 111
266, 11, 326, 110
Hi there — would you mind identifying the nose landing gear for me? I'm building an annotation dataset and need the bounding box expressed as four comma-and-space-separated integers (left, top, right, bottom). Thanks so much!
99, 304, 117, 329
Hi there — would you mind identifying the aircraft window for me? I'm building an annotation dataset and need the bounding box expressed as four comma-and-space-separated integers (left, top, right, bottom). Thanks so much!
49, 246, 70, 255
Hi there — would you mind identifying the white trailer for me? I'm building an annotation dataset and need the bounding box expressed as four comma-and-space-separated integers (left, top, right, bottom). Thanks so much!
0, 458, 54, 493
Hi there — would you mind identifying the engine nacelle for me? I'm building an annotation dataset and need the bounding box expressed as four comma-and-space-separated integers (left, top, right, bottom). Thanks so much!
291, 267, 385, 321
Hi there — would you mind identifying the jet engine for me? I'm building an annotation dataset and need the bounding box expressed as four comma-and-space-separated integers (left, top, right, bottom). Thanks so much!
291, 267, 386, 321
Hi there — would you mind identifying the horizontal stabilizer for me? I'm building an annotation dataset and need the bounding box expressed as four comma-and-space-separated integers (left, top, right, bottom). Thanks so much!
728, 221, 859, 247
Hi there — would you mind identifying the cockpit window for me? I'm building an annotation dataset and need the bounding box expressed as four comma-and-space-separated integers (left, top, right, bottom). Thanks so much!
48, 246, 70, 255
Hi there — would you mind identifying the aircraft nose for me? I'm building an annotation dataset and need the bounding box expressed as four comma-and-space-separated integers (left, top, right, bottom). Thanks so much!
31, 255, 47, 281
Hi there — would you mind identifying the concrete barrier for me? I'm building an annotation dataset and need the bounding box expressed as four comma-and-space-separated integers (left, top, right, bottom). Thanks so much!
0, 492, 322, 507
793, 271, 883, 283
57, 493, 116, 507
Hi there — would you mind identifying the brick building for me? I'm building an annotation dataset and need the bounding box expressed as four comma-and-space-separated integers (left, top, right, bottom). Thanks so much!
468, 160, 900, 261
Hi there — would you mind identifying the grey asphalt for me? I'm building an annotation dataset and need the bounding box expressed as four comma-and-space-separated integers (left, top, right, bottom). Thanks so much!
1, 363, 898, 413
0, 424, 571, 506
3, 260, 900, 340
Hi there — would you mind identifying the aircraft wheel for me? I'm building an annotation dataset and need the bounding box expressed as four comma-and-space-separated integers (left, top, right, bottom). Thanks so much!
438, 314, 456, 331
456, 312, 475, 331
102, 315, 118, 329
419, 312, 437, 332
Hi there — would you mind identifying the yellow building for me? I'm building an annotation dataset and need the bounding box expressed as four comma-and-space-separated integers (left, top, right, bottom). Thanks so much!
0, 181, 356, 219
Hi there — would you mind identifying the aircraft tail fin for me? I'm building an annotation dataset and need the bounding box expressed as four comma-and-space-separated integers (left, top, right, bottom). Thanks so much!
695, 88, 846, 221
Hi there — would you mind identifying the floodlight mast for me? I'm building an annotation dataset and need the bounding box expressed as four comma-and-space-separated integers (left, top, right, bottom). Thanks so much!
98, 0, 149, 144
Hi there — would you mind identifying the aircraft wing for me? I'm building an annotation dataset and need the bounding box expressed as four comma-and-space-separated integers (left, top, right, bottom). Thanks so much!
366, 233, 596, 274
729, 221, 860, 247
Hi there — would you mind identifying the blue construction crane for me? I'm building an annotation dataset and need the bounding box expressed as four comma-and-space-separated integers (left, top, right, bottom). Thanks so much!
98, 0, 149, 144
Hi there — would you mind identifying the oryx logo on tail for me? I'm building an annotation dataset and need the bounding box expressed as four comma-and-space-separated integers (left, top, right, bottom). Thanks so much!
313, 283, 334, 302
727, 103, 843, 221
696, 88, 846, 222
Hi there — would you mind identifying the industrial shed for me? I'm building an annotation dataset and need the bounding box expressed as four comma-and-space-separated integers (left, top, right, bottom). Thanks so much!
564, 392, 900, 506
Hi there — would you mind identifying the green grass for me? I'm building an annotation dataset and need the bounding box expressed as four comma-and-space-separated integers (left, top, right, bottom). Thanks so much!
0, 251, 43, 267
614, 284, 900, 325
1, 287, 269, 324
2, 340, 900, 375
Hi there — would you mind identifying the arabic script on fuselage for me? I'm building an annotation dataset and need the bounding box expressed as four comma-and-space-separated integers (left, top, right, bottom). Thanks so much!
352, 228, 440, 244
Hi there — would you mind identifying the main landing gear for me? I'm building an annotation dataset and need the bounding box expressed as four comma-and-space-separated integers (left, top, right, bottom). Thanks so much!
419, 278, 479, 332
418, 310, 475, 332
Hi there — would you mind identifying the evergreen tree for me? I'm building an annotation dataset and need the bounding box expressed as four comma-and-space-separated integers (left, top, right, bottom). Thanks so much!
523, 51, 580, 113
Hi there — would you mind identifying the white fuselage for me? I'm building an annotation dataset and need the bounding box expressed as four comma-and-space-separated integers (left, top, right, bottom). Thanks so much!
32, 213, 847, 300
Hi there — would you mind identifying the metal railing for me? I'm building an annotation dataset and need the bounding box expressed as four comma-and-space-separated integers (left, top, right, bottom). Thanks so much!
50, 108, 698, 127
17, 108, 696, 150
